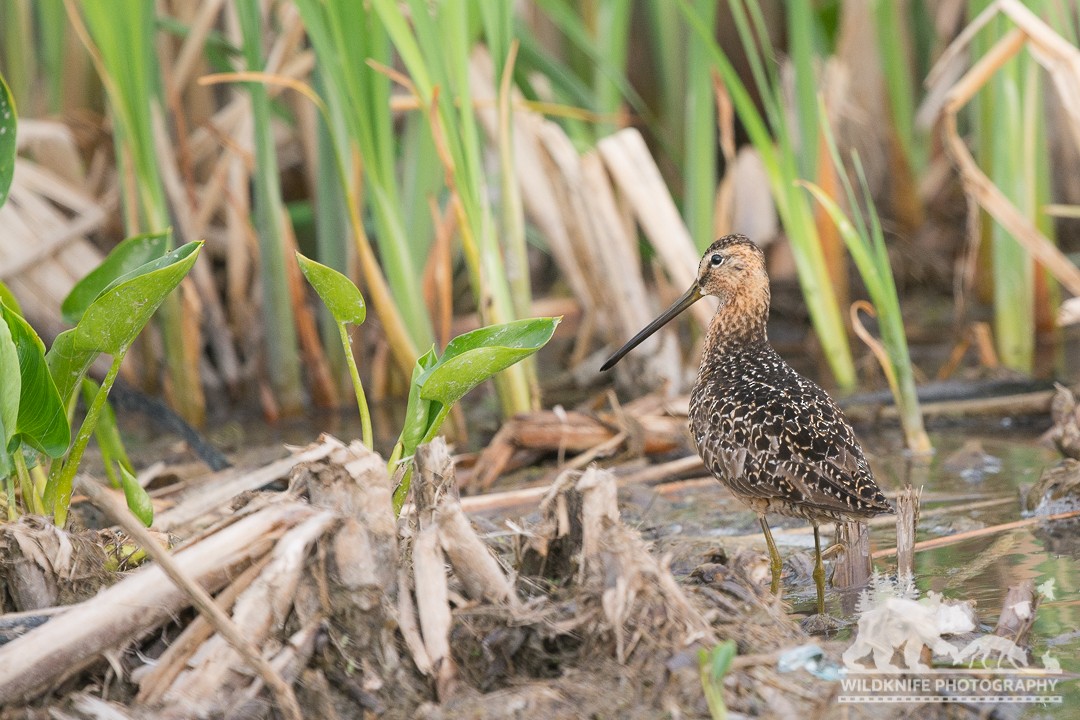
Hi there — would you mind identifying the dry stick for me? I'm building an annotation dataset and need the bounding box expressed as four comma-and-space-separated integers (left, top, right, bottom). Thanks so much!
995, 579, 1038, 645
396, 566, 432, 676
135, 553, 274, 705
557, 432, 627, 473
168, 0, 227, 94
873, 509, 1080, 559
413, 525, 456, 700
75, 478, 302, 720
842, 389, 1056, 422
662, 388, 1054, 422
669, 496, 1020, 551
619, 455, 705, 486
153, 438, 339, 532
460, 461, 1015, 519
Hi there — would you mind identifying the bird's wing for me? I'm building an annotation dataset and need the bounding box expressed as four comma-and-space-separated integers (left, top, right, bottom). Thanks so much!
693, 370, 891, 516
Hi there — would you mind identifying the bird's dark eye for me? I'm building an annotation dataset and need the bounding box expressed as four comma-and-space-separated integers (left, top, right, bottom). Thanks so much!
710, 253, 724, 267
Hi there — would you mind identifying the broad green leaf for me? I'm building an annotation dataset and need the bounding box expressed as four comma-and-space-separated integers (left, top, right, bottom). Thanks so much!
75, 242, 203, 354
0, 316, 19, 474
0, 282, 21, 316
118, 464, 153, 527
419, 318, 560, 407
390, 320, 557, 514
0, 303, 70, 457
46, 329, 98, 411
0, 73, 15, 208
62, 230, 171, 324
397, 346, 440, 456
296, 252, 366, 325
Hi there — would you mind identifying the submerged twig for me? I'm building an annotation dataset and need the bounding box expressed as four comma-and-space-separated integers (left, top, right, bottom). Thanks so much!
873, 508, 1080, 559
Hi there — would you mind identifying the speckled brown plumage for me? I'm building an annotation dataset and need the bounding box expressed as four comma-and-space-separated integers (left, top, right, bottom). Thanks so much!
689, 240, 891, 525
602, 234, 892, 615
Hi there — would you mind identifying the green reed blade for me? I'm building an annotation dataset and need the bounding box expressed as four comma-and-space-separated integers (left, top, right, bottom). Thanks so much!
677, 0, 856, 391
237, 0, 303, 414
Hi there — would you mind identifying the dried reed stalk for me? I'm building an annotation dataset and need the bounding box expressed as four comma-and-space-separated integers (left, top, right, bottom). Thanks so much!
935, 0, 1080, 302
159, 510, 336, 716
153, 437, 339, 532
873, 508, 1080, 559
0, 499, 315, 705
135, 553, 274, 704
597, 128, 718, 331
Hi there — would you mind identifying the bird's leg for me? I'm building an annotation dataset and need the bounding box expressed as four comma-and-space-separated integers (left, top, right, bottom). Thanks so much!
758, 515, 782, 595
812, 524, 826, 615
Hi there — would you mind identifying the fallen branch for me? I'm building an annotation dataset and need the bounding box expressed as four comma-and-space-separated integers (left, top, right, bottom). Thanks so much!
75, 477, 306, 720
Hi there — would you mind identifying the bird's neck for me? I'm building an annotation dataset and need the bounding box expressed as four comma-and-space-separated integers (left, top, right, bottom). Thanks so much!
700, 287, 770, 360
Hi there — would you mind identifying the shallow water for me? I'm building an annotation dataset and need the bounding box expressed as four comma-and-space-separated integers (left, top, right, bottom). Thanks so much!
625, 426, 1077, 714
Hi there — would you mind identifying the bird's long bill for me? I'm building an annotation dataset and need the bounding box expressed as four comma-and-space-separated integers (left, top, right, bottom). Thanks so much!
600, 283, 703, 371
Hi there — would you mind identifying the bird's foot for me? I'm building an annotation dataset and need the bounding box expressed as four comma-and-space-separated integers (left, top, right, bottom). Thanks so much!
800, 613, 844, 636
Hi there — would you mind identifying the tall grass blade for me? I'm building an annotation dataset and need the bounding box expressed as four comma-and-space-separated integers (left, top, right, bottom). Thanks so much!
311, 68, 351, 384
1, 0, 32, 112
0, 70, 15, 208
873, 0, 925, 174
373, 0, 539, 414
590, 0, 632, 137
967, 0, 1054, 373
803, 102, 930, 453
676, 0, 857, 390
683, 0, 717, 250
646, 0, 686, 163
72, 0, 205, 425
788, 0, 820, 179
293, 0, 433, 366
237, 0, 304, 414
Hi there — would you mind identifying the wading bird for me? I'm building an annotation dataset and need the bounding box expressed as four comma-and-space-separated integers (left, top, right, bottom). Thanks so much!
601, 234, 892, 614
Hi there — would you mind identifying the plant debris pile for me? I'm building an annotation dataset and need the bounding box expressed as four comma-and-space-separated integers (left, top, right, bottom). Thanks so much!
0, 435, 829, 718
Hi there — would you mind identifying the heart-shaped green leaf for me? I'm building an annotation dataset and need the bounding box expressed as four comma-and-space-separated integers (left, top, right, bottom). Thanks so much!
0, 303, 69, 458
419, 318, 560, 406
75, 242, 203, 355
46, 329, 98, 411
390, 318, 558, 514
62, 230, 171, 324
397, 346, 441, 457
0, 73, 15, 209
296, 252, 366, 325
118, 464, 153, 527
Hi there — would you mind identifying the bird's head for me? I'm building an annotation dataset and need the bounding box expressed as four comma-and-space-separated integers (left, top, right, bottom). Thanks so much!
601, 234, 768, 371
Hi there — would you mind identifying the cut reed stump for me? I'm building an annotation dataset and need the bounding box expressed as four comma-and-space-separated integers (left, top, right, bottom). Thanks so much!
831, 521, 872, 591
894, 485, 923, 580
